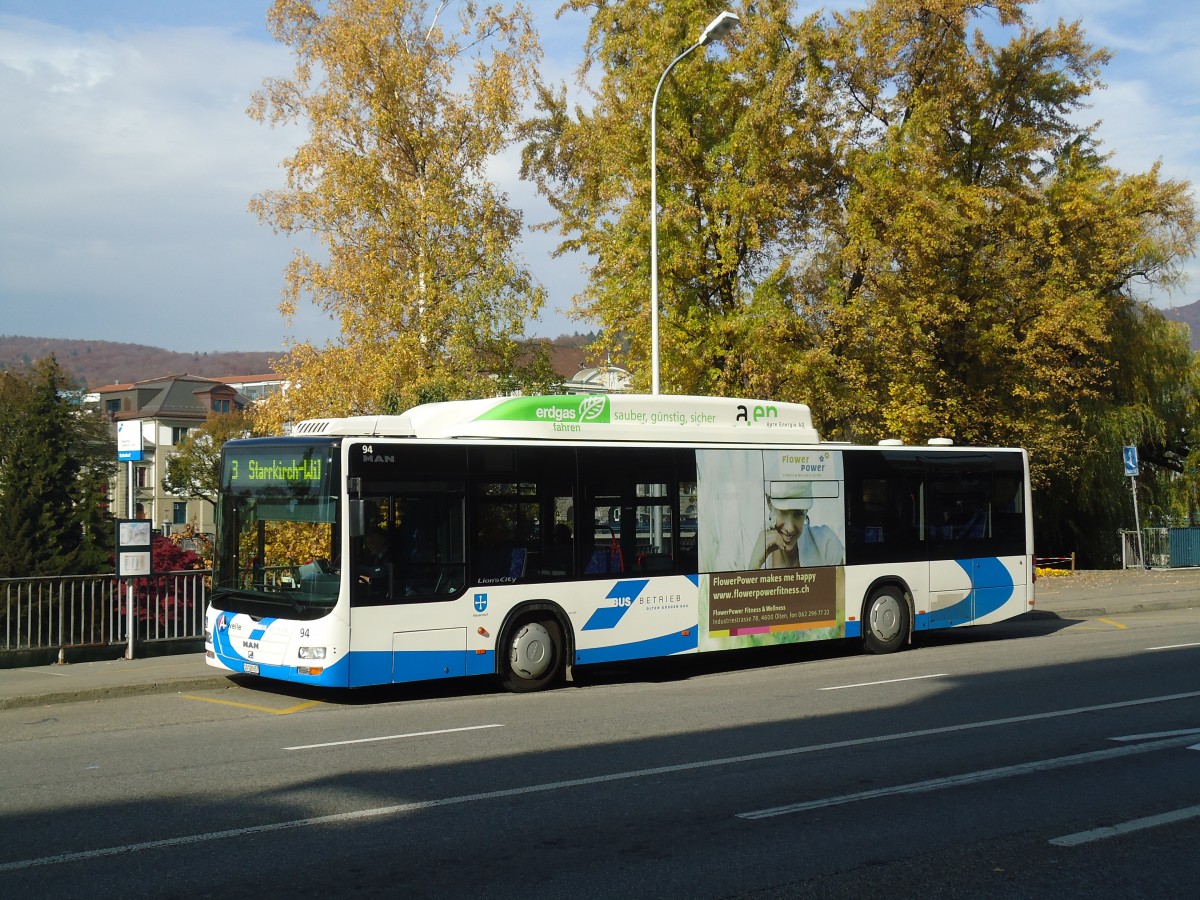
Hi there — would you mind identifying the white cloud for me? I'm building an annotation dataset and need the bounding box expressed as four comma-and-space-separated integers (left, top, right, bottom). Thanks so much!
0, 9, 596, 350
0, 17, 317, 351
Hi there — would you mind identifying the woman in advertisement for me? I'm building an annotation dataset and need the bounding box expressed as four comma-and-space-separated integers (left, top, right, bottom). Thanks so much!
748, 481, 845, 569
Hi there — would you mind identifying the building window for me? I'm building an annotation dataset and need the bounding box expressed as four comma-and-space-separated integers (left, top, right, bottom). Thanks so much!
213, 399, 230, 413
171, 426, 192, 445
173, 502, 187, 525
135, 466, 150, 488
105, 399, 122, 418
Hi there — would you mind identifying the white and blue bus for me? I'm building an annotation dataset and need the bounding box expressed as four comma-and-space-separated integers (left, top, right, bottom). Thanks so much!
205, 394, 1033, 691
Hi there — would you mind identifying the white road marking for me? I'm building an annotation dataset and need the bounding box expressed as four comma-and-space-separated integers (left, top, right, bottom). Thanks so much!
1109, 727, 1200, 742
736, 734, 1199, 820
4, 689, 1200, 873
820, 674, 948, 691
1146, 641, 1200, 651
284, 723, 504, 750
1050, 804, 1200, 846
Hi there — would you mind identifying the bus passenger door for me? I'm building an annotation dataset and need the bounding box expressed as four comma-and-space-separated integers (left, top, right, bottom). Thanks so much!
925, 456, 992, 629
927, 557, 1014, 629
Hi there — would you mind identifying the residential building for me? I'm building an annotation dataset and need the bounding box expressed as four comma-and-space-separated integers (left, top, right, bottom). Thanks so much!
214, 374, 286, 403
563, 364, 631, 394
94, 374, 274, 535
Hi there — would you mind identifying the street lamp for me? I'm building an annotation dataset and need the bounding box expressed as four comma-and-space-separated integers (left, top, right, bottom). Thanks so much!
649, 10, 740, 395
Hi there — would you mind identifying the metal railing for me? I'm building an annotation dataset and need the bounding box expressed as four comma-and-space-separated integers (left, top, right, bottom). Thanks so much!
1118, 528, 1170, 569
2, 570, 209, 654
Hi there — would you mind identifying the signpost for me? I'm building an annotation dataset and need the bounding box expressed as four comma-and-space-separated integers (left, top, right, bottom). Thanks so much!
1123, 445, 1143, 568
116, 420, 143, 462
116, 519, 152, 660
116, 420, 143, 520
116, 422, 147, 657
1122, 445, 1139, 477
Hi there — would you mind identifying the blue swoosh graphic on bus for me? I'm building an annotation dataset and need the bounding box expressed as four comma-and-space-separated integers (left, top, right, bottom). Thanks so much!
582, 579, 649, 631
213, 618, 277, 664
212, 618, 349, 687
968, 556, 1015, 618
919, 558, 1014, 629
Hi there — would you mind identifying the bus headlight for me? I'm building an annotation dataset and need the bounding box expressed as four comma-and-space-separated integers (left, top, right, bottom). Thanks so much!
298, 646, 327, 660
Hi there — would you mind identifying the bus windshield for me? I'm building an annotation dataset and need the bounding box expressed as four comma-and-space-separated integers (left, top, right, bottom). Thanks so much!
212, 439, 341, 616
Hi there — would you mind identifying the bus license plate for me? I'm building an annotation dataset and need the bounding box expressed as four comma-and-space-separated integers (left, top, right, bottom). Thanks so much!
244, 663, 260, 675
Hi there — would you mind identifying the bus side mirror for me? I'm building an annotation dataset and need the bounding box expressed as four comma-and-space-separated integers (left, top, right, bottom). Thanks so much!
348, 499, 366, 538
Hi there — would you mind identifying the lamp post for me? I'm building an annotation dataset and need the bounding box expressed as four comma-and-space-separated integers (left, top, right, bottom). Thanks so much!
649, 10, 740, 395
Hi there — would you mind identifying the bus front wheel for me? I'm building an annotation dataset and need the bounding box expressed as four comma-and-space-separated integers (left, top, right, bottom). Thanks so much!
501, 617, 564, 692
863, 587, 908, 655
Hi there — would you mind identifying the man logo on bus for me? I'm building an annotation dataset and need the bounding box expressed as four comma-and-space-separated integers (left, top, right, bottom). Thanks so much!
736, 404, 778, 424
361, 444, 395, 464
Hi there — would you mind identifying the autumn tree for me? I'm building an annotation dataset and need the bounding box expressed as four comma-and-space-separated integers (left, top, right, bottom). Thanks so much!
163, 409, 255, 511
523, 0, 831, 396
523, 0, 1198, 563
250, 0, 546, 430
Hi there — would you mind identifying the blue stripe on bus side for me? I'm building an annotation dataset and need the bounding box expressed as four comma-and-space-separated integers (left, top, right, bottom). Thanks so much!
913, 612, 938, 630
575, 626, 699, 666
343, 649, 496, 687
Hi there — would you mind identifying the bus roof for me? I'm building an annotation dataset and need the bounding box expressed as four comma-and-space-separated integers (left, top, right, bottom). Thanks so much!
290, 394, 820, 444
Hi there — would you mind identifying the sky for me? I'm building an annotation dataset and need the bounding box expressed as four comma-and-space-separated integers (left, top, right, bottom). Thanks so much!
1, 1, 1197, 354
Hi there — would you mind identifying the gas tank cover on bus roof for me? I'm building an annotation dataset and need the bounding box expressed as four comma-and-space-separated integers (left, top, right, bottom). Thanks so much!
291, 395, 820, 444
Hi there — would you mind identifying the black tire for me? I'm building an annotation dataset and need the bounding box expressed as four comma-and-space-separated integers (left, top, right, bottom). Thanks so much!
500, 617, 564, 692
863, 586, 909, 654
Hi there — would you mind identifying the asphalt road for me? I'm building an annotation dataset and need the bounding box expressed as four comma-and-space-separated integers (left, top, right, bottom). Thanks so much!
1, 597, 1199, 899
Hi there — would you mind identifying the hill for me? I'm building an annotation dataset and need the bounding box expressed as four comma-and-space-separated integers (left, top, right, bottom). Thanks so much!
1162, 300, 1200, 351
0, 333, 601, 390
0, 336, 280, 390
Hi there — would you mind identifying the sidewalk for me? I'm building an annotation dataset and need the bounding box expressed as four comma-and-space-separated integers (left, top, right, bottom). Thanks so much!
1029, 566, 1200, 616
2, 569, 1198, 710
0, 650, 231, 710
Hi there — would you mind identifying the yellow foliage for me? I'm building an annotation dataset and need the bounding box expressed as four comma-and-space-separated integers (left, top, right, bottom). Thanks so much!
1035, 567, 1073, 578
252, 0, 546, 423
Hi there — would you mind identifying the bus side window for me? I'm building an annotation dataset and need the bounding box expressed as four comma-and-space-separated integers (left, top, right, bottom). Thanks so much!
475, 493, 536, 581
585, 501, 624, 574
844, 451, 924, 565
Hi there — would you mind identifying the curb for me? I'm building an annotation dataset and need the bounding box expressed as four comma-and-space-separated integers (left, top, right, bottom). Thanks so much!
0, 674, 237, 711
1024, 596, 1199, 621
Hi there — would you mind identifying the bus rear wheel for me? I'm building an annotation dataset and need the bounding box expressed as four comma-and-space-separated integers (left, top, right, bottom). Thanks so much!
501, 617, 564, 692
863, 586, 908, 655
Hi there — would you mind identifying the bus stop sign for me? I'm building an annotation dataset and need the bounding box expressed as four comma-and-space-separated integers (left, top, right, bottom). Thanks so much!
1122, 445, 1139, 477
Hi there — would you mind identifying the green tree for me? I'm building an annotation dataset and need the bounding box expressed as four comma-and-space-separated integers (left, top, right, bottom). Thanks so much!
163, 409, 254, 511
523, 0, 829, 395
0, 358, 116, 577
250, 0, 546, 430
76, 467, 116, 573
524, 0, 1198, 564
